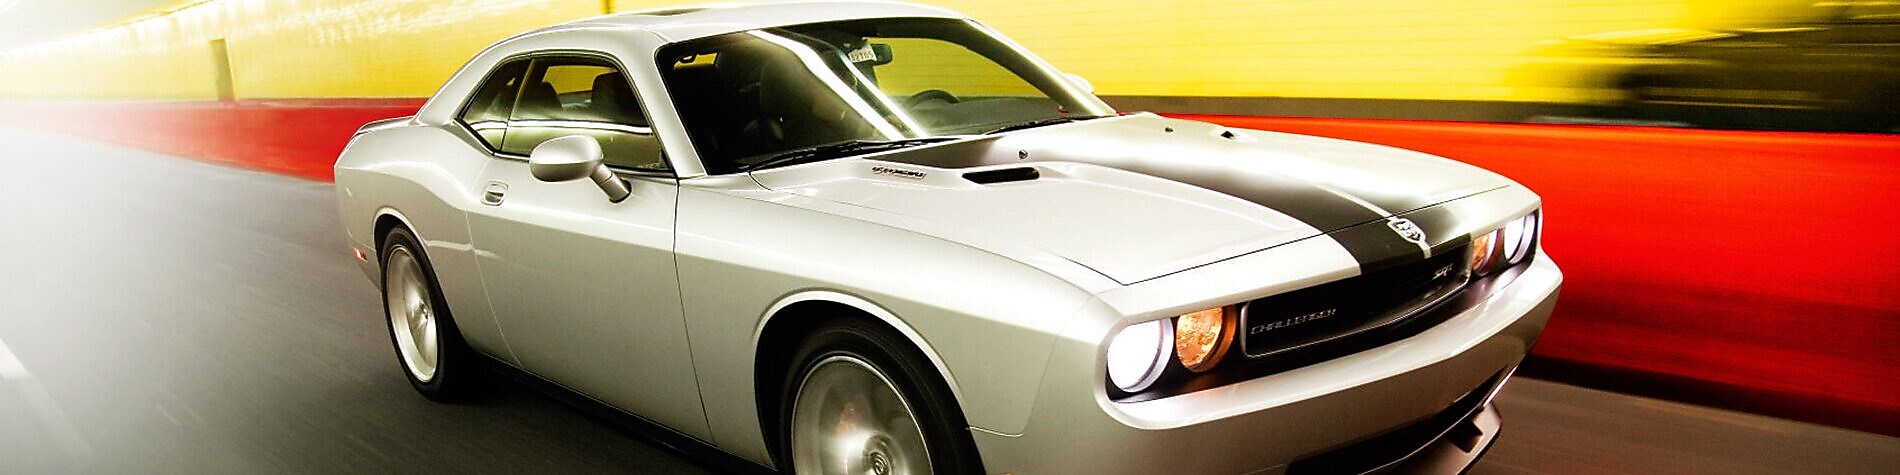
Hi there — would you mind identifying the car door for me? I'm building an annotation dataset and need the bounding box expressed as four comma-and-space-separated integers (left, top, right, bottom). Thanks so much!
461, 54, 708, 438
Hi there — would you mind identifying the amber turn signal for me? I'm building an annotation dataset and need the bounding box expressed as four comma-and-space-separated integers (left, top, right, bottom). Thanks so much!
1175, 306, 1235, 373
1469, 229, 1500, 275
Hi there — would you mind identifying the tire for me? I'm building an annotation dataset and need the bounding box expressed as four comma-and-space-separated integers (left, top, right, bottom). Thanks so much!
380, 226, 478, 402
779, 319, 984, 474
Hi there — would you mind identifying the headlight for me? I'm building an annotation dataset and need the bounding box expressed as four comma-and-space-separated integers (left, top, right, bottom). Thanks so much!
1175, 306, 1234, 373
1106, 319, 1172, 392
1502, 212, 1539, 264
1471, 210, 1540, 275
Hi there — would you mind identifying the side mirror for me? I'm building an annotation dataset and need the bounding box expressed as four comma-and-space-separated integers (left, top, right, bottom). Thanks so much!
1064, 72, 1095, 95
529, 135, 632, 203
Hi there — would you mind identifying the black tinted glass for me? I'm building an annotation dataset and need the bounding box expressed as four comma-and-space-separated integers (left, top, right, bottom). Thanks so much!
656, 18, 1113, 174
498, 57, 667, 172
459, 59, 529, 149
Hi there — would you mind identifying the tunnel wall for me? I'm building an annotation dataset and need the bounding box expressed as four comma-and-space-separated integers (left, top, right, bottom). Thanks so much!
0, 0, 1821, 102
2, 0, 1896, 436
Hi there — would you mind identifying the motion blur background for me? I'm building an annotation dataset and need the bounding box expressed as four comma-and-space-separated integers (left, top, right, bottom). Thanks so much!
0, 0, 1895, 445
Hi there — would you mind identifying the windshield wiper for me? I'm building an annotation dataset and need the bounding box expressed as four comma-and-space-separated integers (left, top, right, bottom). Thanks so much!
981, 116, 1097, 135
739, 138, 950, 172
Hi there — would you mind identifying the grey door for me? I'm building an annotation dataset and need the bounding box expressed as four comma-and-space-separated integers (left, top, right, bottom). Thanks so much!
462, 55, 708, 438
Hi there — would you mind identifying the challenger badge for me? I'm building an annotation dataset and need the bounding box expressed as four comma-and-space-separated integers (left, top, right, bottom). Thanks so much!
1250, 308, 1338, 335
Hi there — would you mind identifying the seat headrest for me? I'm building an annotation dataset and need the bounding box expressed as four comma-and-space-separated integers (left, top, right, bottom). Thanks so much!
590, 72, 647, 126
516, 81, 561, 119
757, 59, 819, 116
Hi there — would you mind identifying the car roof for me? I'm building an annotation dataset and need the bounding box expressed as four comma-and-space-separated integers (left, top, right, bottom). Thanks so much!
532, 1, 967, 43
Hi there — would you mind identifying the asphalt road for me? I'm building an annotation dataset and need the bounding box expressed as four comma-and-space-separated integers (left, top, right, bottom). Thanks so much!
2, 128, 1896, 474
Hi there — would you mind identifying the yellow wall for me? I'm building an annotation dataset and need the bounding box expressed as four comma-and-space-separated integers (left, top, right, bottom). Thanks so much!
0, 0, 615, 100
0, 0, 1816, 102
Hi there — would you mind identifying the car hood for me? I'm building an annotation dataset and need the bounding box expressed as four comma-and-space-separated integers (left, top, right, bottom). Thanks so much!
747, 114, 1511, 284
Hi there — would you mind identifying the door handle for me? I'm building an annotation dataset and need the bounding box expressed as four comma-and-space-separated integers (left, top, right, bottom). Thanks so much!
482, 181, 508, 206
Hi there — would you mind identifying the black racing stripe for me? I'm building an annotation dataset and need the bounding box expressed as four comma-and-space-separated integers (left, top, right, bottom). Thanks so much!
1054, 159, 1450, 270
1325, 222, 1426, 274
873, 135, 1433, 268
1329, 206, 1473, 274
1334, 188, 1445, 219
1401, 205, 1476, 258
1116, 165, 1386, 231
1065, 159, 1452, 271
875, 136, 1390, 230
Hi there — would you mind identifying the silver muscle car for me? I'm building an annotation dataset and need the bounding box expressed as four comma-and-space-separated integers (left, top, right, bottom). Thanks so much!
333, 2, 1561, 473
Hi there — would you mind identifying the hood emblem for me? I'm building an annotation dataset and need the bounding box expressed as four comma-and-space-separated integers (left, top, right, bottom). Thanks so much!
1387, 218, 1427, 245
870, 166, 927, 180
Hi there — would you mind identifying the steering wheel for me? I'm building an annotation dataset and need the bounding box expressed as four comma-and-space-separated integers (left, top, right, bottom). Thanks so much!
903, 89, 961, 108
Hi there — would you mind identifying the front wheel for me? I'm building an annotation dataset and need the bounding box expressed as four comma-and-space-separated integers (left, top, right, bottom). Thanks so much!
381, 227, 478, 401
782, 320, 983, 474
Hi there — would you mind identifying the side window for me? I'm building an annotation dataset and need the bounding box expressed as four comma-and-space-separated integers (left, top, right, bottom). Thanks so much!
459, 59, 530, 149
500, 57, 667, 172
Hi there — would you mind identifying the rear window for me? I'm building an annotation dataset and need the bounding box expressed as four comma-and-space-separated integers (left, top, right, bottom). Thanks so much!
459, 59, 530, 149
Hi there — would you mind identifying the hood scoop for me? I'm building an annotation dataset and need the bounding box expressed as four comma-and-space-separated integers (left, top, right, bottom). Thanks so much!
1212, 127, 1254, 142
963, 167, 1041, 184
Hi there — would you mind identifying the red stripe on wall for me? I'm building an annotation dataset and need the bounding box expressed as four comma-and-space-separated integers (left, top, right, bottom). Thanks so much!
4, 101, 1897, 435
0, 100, 426, 181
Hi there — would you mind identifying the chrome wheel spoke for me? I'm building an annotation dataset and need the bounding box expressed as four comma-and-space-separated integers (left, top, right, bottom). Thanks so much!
417, 316, 438, 368
383, 247, 439, 383
405, 287, 425, 317
791, 356, 931, 475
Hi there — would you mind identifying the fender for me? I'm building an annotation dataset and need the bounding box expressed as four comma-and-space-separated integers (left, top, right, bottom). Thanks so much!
366, 206, 423, 284
753, 289, 968, 410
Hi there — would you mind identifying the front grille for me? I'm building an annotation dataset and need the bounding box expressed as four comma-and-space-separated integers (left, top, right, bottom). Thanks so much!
1241, 246, 1469, 358
1109, 242, 1486, 403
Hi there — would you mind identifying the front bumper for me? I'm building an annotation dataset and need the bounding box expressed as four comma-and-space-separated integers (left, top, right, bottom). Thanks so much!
1380, 403, 1502, 475
971, 252, 1560, 474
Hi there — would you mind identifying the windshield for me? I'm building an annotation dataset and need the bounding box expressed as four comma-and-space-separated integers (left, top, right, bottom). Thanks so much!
656, 18, 1116, 174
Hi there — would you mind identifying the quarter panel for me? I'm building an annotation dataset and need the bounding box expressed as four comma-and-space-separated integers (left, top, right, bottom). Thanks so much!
333, 125, 512, 364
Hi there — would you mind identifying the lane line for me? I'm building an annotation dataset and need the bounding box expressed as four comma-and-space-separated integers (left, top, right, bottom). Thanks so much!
0, 336, 26, 380
0, 335, 95, 461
